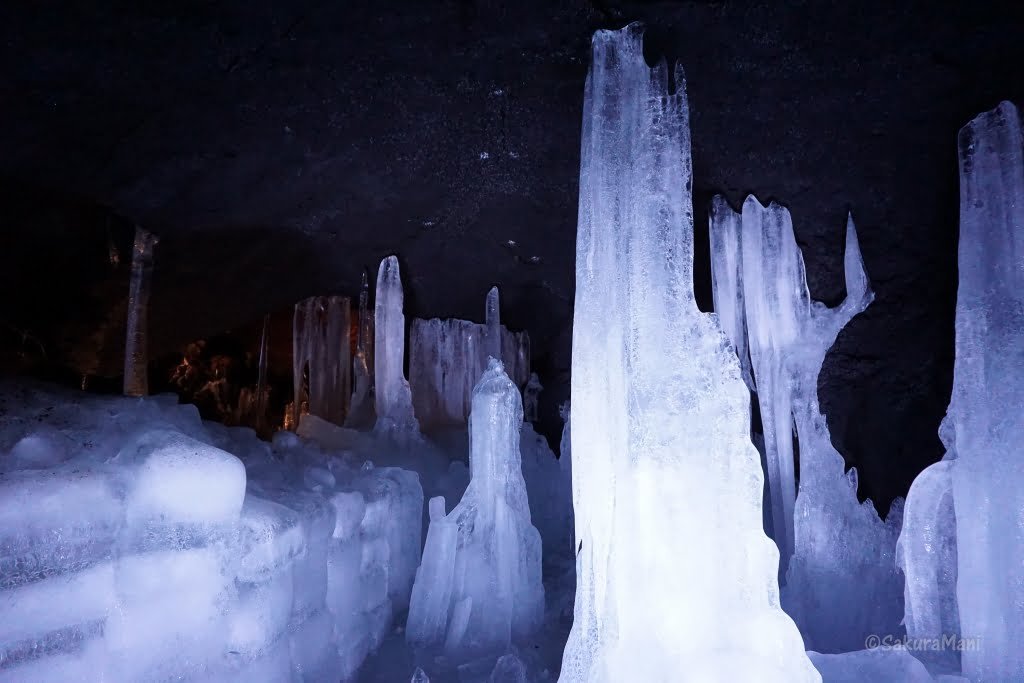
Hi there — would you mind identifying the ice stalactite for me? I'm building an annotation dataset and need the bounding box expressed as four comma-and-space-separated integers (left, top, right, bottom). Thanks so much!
405, 359, 543, 664
374, 256, 419, 435
123, 226, 158, 397
346, 270, 376, 429
899, 100, 1024, 681
292, 295, 351, 427
560, 23, 818, 682
710, 196, 903, 652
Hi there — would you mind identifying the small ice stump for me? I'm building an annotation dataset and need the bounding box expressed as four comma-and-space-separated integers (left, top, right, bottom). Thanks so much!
406, 359, 543, 662
374, 256, 419, 435
489, 653, 528, 683
897, 458, 959, 676
411, 666, 431, 682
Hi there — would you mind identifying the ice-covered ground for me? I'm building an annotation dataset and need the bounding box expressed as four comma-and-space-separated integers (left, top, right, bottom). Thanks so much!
0, 377, 575, 683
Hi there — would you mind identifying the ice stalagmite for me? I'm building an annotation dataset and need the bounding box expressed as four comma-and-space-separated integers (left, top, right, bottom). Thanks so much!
709, 197, 753, 389
560, 23, 818, 682
485, 286, 502, 361
123, 226, 158, 397
346, 270, 376, 429
292, 295, 351, 427
405, 359, 543, 662
374, 256, 419, 434
896, 456, 959, 675
710, 196, 903, 652
938, 100, 1022, 680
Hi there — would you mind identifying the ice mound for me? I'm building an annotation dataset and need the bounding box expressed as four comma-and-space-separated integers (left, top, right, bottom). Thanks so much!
0, 382, 424, 681
406, 359, 544, 666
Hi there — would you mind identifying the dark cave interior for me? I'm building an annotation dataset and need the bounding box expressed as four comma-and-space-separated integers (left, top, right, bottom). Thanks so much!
2, 0, 1024, 514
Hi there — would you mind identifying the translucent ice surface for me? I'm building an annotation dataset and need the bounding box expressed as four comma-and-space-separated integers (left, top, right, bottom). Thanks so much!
0, 381, 424, 682
406, 360, 543, 665
374, 255, 419, 436
896, 100, 1024, 681
293, 295, 352, 426
710, 196, 904, 653
559, 23, 817, 682
409, 288, 531, 430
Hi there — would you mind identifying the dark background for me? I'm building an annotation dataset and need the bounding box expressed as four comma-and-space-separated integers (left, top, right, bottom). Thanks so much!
2, 0, 1023, 513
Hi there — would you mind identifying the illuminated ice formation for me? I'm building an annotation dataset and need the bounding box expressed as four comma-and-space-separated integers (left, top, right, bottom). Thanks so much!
899, 100, 1024, 681
292, 295, 351, 426
559, 23, 818, 682
896, 457, 959, 675
374, 255, 419, 435
406, 359, 543, 663
409, 288, 531, 430
0, 383, 423, 682
710, 196, 904, 652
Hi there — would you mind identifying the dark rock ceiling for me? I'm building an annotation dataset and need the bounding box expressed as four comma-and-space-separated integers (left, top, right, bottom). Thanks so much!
1, 0, 1023, 509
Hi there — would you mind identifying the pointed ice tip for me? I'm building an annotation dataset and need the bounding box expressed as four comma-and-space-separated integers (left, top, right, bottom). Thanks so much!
843, 213, 871, 304
485, 356, 505, 374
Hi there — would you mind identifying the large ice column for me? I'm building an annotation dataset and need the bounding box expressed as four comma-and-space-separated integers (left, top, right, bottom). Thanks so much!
947, 100, 1024, 680
406, 359, 543, 662
374, 256, 419, 434
346, 270, 376, 429
292, 295, 351, 427
711, 196, 903, 651
123, 226, 159, 397
560, 23, 818, 682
